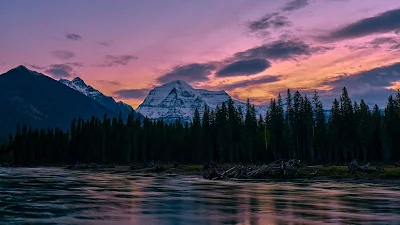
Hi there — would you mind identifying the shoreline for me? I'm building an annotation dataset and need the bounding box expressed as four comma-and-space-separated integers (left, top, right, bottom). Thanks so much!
2, 163, 400, 183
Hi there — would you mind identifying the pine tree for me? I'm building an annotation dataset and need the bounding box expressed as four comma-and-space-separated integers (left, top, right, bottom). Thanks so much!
339, 87, 354, 161
285, 89, 295, 159
293, 91, 303, 159
202, 105, 212, 162
302, 95, 314, 163
245, 99, 257, 162
371, 104, 383, 160
358, 100, 371, 161
328, 98, 341, 161
312, 90, 326, 163
191, 107, 202, 163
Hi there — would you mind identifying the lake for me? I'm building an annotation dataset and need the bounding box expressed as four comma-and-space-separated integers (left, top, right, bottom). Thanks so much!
0, 167, 399, 224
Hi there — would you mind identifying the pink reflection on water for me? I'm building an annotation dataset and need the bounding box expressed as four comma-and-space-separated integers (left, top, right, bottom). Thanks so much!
0, 168, 400, 224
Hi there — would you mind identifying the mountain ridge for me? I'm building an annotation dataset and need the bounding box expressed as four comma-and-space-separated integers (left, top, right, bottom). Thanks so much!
0, 65, 117, 137
59, 77, 141, 119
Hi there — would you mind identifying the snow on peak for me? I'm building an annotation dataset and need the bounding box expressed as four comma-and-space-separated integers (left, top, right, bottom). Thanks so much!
72, 77, 85, 84
136, 80, 268, 122
58, 77, 137, 118
59, 77, 100, 98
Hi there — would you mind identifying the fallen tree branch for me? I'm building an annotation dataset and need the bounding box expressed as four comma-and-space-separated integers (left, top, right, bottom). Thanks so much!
203, 159, 307, 180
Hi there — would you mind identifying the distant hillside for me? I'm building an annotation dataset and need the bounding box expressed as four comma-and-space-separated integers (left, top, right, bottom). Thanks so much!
59, 77, 142, 119
0, 65, 116, 137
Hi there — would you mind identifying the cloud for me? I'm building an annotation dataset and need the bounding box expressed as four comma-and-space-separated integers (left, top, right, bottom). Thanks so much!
325, 8, 400, 41
96, 80, 122, 86
321, 62, 400, 106
248, 13, 292, 34
154, 40, 332, 85
370, 37, 399, 47
216, 59, 271, 77
156, 63, 216, 83
220, 75, 282, 91
98, 42, 111, 47
100, 55, 138, 67
346, 36, 400, 51
25, 64, 46, 70
44, 64, 75, 78
233, 39, 333, 61
65, 33, 82, 41
66, 62, 83, 67
391, 44, 400, 50
281, 0, 310, 12
113, 88, 151, 99
51, 50, 75, 60
344, 44, 368, 51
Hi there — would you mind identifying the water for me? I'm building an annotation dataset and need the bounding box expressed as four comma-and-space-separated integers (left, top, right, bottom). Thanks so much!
0, 167, 399, 225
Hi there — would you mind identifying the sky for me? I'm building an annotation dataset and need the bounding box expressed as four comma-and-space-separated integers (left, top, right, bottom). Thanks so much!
1, 0, 400, 108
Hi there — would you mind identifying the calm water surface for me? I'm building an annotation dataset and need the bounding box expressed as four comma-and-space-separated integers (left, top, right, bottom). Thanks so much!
0, 167, 399, 225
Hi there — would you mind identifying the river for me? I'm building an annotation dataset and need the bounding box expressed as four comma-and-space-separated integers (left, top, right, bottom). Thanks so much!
0, 167, 399, 224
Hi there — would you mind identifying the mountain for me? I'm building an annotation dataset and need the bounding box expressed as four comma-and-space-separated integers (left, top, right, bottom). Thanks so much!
0, 65, 117, 138
136, 80, 268, 123
59, 77, 141, 119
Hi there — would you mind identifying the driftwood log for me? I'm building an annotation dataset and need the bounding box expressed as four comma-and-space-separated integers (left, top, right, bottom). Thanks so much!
348, 159, 384, 174
203, 159, 308, 180
65, 163, 115, 170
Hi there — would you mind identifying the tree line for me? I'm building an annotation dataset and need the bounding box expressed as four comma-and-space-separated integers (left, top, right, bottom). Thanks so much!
1, 87, 400, 165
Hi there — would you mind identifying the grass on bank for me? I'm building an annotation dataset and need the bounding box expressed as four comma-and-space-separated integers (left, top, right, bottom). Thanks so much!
161, 164, 400, 179
296, 165, 400, 179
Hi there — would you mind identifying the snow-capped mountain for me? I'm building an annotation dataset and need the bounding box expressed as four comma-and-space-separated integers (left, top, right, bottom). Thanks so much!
136, 80, 268, 122
59, 77, 141, 119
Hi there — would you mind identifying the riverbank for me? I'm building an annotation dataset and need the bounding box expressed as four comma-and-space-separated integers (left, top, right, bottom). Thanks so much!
2, 162, 400, 181
168, 164, 400, 180
62, 163, 400, 180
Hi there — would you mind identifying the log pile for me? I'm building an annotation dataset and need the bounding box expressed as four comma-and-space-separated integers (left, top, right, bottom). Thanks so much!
65, 163, 115, 169
348, 159, 384, 174
203, 159, 308, 180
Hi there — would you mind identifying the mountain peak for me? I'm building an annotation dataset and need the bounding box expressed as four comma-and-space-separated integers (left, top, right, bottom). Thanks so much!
6, 65, 42, 76
72, 77, 86, 85
15, 65, 29, 71
163, 80, 192, 86
11, 65, 32, 74
136, 80, 268, 122
161, 80, 194, 91
173, 80, 187, 85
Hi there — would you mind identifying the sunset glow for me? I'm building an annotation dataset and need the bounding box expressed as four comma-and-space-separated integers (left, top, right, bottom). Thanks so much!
1, 0, 400, 108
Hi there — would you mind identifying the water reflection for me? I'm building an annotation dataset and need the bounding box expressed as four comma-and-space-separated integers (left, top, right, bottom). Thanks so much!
0, 167, 399, 224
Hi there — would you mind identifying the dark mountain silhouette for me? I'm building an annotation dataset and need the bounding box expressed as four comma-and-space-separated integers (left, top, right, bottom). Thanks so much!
0, 65, 116, 138
59, 77, 143, 119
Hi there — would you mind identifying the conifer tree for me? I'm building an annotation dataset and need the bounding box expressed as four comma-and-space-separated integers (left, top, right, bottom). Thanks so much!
312, 91, 326, 163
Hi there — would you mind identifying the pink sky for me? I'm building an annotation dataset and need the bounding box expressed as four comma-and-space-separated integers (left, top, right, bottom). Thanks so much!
1, 0, 400, 108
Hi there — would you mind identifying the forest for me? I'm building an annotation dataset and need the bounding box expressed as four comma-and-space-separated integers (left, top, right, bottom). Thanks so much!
1, 87, 400, 165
